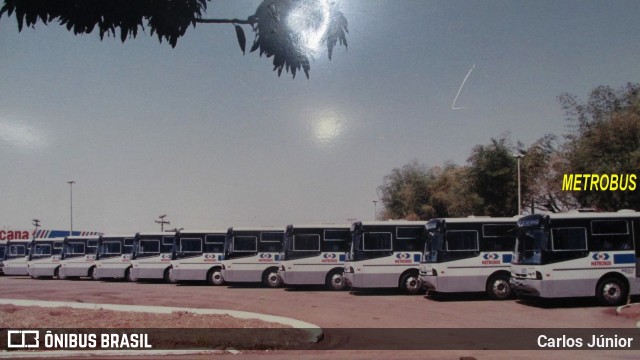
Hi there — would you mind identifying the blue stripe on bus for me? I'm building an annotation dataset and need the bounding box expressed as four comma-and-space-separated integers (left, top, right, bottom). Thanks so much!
613, 253, 635, 264
414, 254, 421, 263
339, 254, 345, 262
502, 254, 513, 263
274, 254, 280, 261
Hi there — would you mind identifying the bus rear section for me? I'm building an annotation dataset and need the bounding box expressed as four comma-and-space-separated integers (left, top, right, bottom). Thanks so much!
27, 238, 64, 279
221, 227, 284, 288
94, 235, 135, 280
343, 221, 426, 294
510, 211, 640, 306
278, 224, 350, 290
2, 239, 31, 276
0, 243, 5, 274
59, 236, 99, 279
419, 217, 517, 299
130, 232, 176, 282
170, 230, 226, 285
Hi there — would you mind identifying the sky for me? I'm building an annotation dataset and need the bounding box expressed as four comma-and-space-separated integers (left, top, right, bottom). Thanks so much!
1, 0, 639, 233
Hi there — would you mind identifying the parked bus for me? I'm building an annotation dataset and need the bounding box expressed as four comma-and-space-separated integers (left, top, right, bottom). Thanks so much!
343, 221, 427, 294
130, 232, 176, 282
419, 217, 518, 299
27, 237, 64, 279
94, 234, 135, 280
2, 239, 31, 276
278, 224, 351, 290
510, 210, 640, 306
221, 227, 285, 287
170, 230, 226, 285
59, 236, 100, 279
0, 243, 6, 274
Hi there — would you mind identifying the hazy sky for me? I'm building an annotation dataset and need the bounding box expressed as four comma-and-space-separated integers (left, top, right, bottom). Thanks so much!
1, 0, 639, 233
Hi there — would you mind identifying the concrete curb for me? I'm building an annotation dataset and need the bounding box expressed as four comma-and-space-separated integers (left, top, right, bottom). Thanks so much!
615, 302, 640, 328
0, 298, 323, 358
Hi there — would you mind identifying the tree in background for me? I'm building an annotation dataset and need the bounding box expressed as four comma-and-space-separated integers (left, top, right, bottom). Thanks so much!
429, 163, 483, 217
521, 134, 579, 213
466, 137, 519, 217
0, 0, 348, 78
559, 83, 640, 210
378, 161, 437, 220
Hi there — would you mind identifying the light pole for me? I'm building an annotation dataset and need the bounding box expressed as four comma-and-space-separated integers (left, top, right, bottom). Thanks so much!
373, 200, 378, 221
513, 154, 524, 215
67, 180, 75, 236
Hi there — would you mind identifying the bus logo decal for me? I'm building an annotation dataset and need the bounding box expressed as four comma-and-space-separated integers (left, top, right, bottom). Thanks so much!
395, 253, 412, 264
258, 253, 274, 262
322, 253, 338, 263
591, 252, 612, 266
482, 253, 501, 265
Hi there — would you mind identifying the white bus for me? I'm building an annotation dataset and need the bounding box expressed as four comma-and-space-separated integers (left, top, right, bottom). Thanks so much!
419, 217, 518, 299
27, 238, 64, 279
278, 224, 351, 290
130, 232, 176, 282
94, 234, 135, 280
343, 221, 427, 294
221, 227, 285, 288
170, 230, 226, 285
59, 236, 100, 279
2, 239, 32, 276
510, 211, 640, 306
0, 242, 6, 275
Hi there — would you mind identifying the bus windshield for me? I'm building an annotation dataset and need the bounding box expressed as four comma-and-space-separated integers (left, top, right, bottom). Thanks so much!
423, 231, 444, 263
514, 228, 548, 265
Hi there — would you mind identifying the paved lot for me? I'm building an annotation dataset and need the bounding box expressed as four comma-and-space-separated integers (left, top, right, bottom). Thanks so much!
1, 276, 639, 359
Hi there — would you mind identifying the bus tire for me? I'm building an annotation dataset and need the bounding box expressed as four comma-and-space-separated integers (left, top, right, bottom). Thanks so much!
89, 266, 99, 281
486, 274, 512, 300
399, 271, 422, 295
596, 276, 628, 306
164, 268, 175, 283
262, 267, 281, 288
55, 267, 67, 280
325, 269, 346, 291
207, 268, 225, 286
125, 267, 136, 282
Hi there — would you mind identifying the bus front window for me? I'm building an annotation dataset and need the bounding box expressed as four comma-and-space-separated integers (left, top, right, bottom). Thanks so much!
423, 232, 443, 263
515, 228, 548, 265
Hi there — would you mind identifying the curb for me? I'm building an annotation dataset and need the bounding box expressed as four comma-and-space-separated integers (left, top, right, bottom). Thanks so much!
0, 298, 323, 358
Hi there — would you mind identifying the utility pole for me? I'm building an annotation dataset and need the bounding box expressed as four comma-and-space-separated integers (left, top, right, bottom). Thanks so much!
32, 219, 41, 239
155, 214, 170, 232
67, 180, 75, 236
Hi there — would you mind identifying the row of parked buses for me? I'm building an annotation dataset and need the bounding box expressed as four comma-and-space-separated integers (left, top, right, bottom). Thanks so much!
2, 210, 640, 306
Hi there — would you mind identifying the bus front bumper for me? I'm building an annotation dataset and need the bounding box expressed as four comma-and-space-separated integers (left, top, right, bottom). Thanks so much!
510, 277, 541, 297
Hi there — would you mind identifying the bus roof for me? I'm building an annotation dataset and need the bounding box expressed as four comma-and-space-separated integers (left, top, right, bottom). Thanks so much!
228, 227, 284, 232
287, 224, 351, 229
65, 235, 100, 240
357, 220, 428, 226
136, 232, 176, 236
536, 210, 640, 220
432, 216, 520, 224
100, 234, 136, 239
177, 229, 227, 235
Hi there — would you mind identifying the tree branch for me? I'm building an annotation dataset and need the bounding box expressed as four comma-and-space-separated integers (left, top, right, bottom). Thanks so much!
195, 18, 255, 25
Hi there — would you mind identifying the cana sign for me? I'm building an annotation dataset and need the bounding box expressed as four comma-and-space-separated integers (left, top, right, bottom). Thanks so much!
0, 230, 31, 241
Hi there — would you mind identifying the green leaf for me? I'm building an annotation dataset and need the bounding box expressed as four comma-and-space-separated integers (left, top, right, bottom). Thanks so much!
234, 25, 246, 55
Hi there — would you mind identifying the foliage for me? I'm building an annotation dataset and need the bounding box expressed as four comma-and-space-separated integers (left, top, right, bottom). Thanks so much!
378, 161, 437, 220
560, 83, 640, 210
0, 0, 348, 78
521, 135, 579, 213
466, 137, 519, 216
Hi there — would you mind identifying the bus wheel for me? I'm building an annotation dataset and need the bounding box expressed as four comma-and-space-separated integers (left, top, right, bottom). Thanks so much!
125, 268, 136, 282
596, 277, 628, 306
55, 267, 67, 280
89, 267, 99, 281
262, 268, 281, 288
207, 268, 225, 286
164, 268, 176, 284
325, 269, 346, 291
486, 274, 512, 300
400, 271, 422, 295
